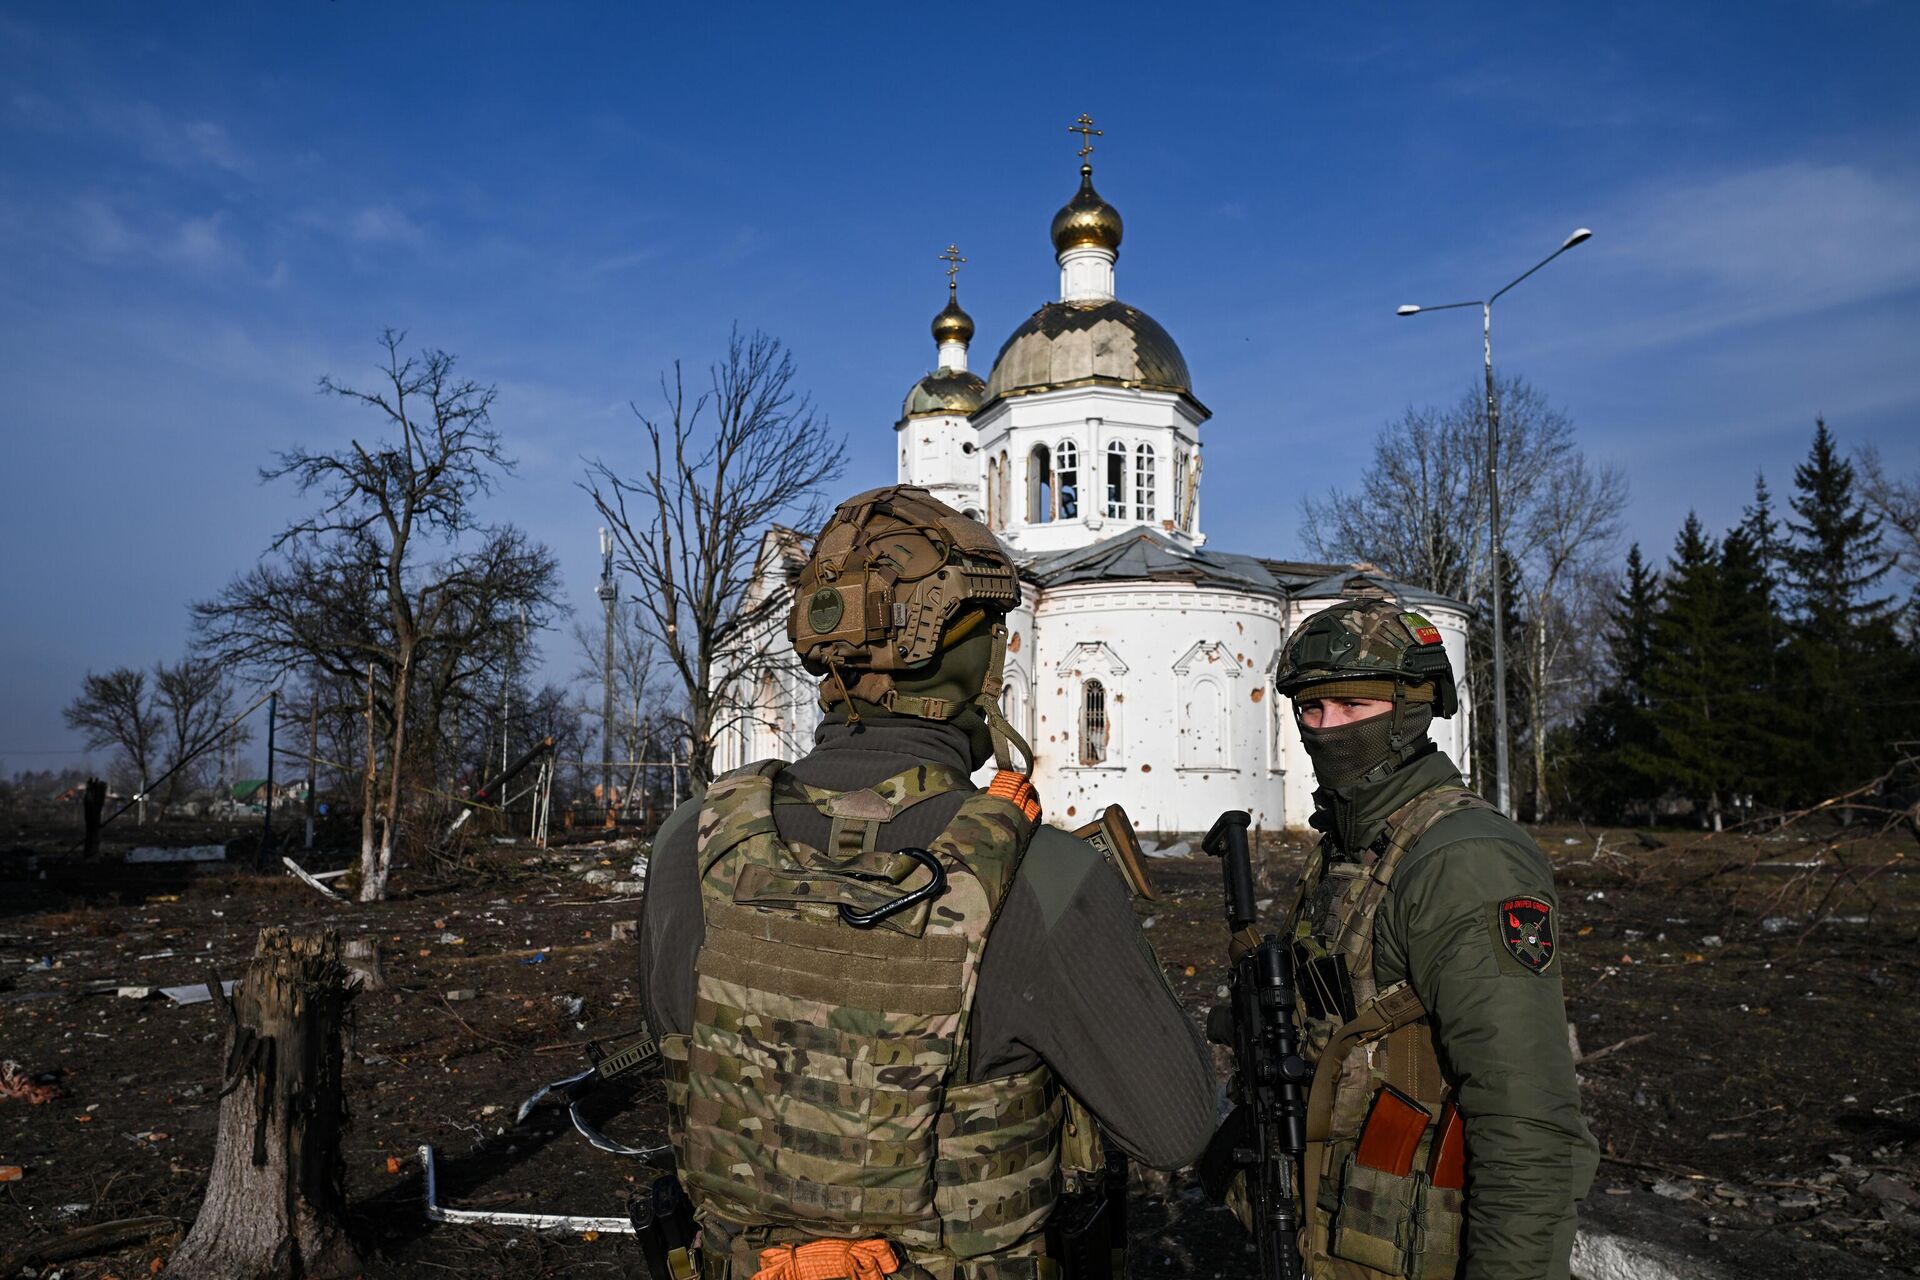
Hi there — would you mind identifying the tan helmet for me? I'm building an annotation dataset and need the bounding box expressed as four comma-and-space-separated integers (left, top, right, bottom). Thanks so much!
789, 485, 1033, 771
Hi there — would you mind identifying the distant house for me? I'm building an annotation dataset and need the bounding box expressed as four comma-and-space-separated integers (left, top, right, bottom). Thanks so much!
231, 779, 308, 807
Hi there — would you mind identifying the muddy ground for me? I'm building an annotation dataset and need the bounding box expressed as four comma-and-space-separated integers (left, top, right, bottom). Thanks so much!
2, 813, 1916, 1278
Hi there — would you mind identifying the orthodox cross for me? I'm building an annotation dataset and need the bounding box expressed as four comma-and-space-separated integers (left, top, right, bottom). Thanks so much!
939, 244, 966, 293
1068, 113, 1102, 160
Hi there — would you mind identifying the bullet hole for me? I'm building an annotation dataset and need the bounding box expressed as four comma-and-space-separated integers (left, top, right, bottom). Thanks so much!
1066, 806, 1077, 817
1251, 688, 1265, 703
1141, 764, 1152, 772
1008, 632, 1022, 652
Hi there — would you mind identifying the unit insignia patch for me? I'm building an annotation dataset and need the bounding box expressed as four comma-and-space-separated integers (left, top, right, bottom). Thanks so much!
1497, 896, 1556, 973
1400, 612, 1444, 646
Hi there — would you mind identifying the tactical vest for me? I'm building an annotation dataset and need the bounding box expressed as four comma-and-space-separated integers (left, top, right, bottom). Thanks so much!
1285, 785, 1492, 1280
662, 760, 1062, 1280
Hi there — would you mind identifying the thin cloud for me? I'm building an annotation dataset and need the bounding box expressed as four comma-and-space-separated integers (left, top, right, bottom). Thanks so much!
66, 196, 243, 274
1610, 160, 1920, 324
349, 203, 427, 245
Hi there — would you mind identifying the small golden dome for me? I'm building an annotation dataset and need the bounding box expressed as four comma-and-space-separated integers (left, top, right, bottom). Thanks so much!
932, 291, 974, 346
1050, 164, 1124, 257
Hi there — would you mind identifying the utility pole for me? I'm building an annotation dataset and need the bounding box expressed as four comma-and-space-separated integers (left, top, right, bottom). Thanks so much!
259, 690, 277, 871
597, 526, 618, 821
305, 678, 319, 850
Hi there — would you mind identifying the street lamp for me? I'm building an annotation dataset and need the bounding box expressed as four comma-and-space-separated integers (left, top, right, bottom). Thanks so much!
1397, 228, 1591, 817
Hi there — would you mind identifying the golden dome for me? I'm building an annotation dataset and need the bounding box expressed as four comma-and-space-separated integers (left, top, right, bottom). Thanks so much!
1050, 164, 1124, 256
931, 291, 974, 346
984, 300, 1191, 402
901, 368, 987, 419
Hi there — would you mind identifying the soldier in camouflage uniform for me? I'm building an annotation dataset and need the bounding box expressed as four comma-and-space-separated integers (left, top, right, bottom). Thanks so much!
1270, 600, 1597, 1280
639, 486, 1214, 1280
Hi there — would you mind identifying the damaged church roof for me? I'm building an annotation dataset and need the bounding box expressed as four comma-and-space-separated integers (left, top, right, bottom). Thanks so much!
1023, 527, 1465, 612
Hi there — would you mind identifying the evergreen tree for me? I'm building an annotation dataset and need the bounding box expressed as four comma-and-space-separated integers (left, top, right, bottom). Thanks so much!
1634, 514, 1748, 828
1780, 418, 1905, 800
1560, 543, 1662, 820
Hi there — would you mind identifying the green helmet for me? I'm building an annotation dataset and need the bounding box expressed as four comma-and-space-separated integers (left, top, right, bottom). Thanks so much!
1275, 599, 1459, 718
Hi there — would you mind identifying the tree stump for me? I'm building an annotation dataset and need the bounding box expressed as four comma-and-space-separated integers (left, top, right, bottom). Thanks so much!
165, 928, 360, 1279
81, 778, 106, 858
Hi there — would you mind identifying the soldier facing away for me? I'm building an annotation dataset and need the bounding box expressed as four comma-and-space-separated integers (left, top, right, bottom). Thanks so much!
1269, 600, 1597, 1280
638, 485, 1215, 1280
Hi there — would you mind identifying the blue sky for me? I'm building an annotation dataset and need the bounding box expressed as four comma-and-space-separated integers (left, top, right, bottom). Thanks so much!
4, 2, 1917, 767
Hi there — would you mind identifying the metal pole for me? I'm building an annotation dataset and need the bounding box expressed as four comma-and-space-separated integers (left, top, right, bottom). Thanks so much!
305, 681, 319, 849
1483, 302, 1511, 817
598, 528, 617, 820
260, 690, 278, 870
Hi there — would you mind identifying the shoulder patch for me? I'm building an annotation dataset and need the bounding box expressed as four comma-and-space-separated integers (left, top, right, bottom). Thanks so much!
1495, 896, 1556, 973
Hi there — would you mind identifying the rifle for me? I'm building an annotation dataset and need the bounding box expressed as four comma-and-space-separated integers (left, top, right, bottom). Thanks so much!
1197, 810, 1311, 1280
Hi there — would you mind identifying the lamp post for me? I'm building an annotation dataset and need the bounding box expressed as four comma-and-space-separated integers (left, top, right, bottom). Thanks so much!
1397, 228, 1591, 816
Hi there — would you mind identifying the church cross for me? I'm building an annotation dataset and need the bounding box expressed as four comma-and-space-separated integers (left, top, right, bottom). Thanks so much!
1068, 113, 1102, 160
939, 243, 966, 292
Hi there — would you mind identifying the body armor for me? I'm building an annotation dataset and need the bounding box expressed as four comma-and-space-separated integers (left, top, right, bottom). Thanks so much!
1286, 785, 1492, 1279
663, 760, 1061, 1280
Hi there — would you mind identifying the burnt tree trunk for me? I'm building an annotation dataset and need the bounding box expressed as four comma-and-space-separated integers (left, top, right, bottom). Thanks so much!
165, 928, 359, 1280
81, 778, 106, 858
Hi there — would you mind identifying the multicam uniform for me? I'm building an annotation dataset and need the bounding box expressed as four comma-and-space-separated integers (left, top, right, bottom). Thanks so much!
1272, 603, 1597, 1280
641, 487, 1213, 1280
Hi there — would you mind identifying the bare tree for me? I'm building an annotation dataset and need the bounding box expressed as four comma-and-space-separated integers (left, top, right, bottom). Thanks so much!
584, 328, 845, 788
1858, 445, 1920, 582
153, 657, 236, 808
1302, 377, 1625, 816
64, 668, 160, 822
194, 331, 561, 900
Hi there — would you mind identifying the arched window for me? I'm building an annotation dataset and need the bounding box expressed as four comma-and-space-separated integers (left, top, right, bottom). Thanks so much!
1135, 444, 1156, 521
998, 450, 1011, 527
1105, 441, 1127, 518
1056, 440, 1079, 518
985, 455, 1000, 528
1181, 676, 1227, 768
1028, 443, 1053, 523
1081, 679, 1109, 765
1174, 452, 1188, 527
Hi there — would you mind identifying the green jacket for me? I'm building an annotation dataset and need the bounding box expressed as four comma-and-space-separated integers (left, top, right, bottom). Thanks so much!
1315, 749, 1598, 1280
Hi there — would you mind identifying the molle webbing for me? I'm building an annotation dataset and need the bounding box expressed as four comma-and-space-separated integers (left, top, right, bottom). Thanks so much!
677, 759, 1055, 1263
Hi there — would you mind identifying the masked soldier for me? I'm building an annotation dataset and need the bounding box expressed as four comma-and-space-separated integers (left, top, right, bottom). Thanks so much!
639, 485, 1214, 1280
1270, 599, 1596, 1280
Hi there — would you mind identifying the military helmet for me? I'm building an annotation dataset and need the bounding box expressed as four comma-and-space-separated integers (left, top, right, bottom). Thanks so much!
789, 485, 1034, 772
790, 485, 1019, 676
1275, 599, 1459, 718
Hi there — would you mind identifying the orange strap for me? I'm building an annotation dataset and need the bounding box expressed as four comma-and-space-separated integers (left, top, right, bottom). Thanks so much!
752, 1239, 900, 1280
986, 770, 1041, 822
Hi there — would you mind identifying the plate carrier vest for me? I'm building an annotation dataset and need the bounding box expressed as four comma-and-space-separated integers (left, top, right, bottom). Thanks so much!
1285, 784, 1492, 1280
662, 760, 1062, 1280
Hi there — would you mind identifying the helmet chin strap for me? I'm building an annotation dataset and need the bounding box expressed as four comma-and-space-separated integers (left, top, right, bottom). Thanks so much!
977, 622, 1035, 776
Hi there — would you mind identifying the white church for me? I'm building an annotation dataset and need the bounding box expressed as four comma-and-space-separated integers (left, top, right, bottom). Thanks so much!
714, 128, 1474, 834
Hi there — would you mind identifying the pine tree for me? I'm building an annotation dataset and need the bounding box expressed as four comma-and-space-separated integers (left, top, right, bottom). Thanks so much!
1636, 514, 1746, 828
1561, 543, 1662, 821
1781, 418, 1904, 801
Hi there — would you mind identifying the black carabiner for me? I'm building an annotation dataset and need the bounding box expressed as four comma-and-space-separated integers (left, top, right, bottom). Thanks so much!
838, 847, 948, 928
